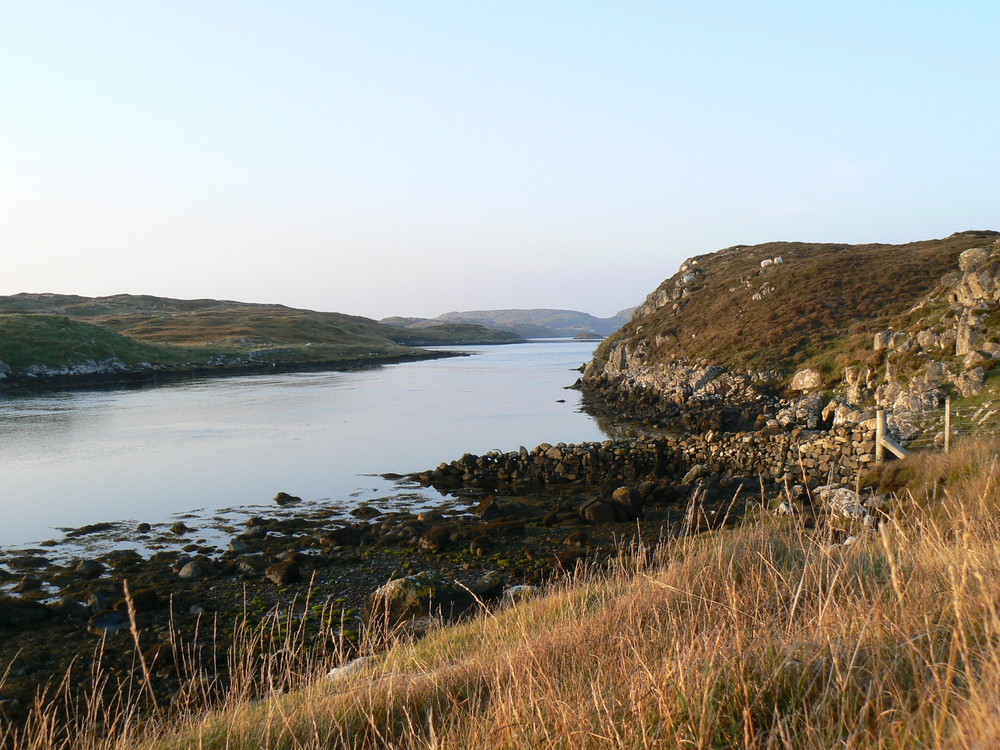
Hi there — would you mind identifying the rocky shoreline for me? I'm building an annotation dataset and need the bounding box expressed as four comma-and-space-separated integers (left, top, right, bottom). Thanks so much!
0, 422, 885, 731
0, 349, 462, 394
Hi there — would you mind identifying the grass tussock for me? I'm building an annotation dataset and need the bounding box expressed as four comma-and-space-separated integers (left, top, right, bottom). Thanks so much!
11, 440, 1000, 749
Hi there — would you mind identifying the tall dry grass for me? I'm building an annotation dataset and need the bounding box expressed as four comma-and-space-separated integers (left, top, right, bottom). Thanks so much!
9, 438, 1000, 749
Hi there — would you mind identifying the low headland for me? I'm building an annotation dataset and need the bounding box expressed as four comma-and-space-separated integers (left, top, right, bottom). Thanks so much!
5, 231, 1000, 748
0, 294, 529, 391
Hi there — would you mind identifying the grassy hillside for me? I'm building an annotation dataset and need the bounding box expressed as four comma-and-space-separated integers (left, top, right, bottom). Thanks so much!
18, 439, 1000, 749
596, 231, 999, 379
0, 294, 525, 382
0, 293, 520, 349
0, 314, 200, 372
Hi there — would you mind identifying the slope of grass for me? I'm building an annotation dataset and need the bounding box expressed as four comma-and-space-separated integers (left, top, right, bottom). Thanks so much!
14, 439, 1000, 749
0, 314, 203, 372
0, 311, 437, 381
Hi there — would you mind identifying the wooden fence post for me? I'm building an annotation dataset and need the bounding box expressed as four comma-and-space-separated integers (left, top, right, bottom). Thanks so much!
876, 408, 886, 465
944, 397, 952, 454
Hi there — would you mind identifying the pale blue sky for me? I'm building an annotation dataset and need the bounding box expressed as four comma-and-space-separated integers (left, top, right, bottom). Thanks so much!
1, 2, 997, 319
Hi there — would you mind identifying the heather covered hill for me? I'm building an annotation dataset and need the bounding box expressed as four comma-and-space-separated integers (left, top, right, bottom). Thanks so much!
594, 231, 999, 377
583, 231, 1000, 433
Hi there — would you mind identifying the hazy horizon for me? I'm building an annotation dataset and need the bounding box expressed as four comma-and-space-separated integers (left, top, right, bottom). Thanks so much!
3, 2, 997, 320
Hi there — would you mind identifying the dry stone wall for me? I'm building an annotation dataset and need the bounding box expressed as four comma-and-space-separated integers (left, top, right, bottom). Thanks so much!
421, 426, 877, 490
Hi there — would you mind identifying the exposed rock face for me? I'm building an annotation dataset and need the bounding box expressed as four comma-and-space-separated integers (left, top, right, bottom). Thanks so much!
872, 238, 1000, 413
582, 352, 773, 431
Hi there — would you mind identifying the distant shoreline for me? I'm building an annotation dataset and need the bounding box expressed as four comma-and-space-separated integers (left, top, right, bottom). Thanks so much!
0, 349, 466, 395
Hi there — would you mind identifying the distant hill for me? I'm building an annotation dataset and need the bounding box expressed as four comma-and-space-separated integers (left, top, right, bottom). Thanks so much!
0, 293, 520, 387
383, 308, 633, 339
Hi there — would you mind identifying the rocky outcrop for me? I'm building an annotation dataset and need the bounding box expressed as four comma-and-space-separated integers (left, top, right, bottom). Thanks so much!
584, 232, 1000, 440
581, 354, 775, 431
868, 238, 1000, 427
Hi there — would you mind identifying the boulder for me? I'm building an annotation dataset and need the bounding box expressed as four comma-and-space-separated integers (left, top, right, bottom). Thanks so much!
318, 525, 366, 548
578, 498, 616, 524
419, 526, 452, 553
814, 485, 869, 521
327, 656, 370, 681
681, 464, 709, 485
821, 398, 868, 427
265, 560, 301, 586
178, 560, 210, 579
789, 367, 823, 392
274, 492, 302, 505
364, 571, 474, 629
13, 575, 41, 593
48, 598, 89, 619
959, 246, 991, 272
955, 366, 986, 397
74, 559, 105, 578
6, 555, 48, 570
611, 486, 643, 520
474, 494, 504, 520
776, 393, 824, 429
470, 570, 504, 600
87, 610, 130, 636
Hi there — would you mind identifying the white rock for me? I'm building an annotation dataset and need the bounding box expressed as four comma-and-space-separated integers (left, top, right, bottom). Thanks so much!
502, 585, 540, 605
327, 656, 370, 681
789, 368, 823, 392
814, 484, 870, 521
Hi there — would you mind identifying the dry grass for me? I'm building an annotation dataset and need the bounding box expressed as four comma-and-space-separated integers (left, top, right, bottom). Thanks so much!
10, 440, 1000, 749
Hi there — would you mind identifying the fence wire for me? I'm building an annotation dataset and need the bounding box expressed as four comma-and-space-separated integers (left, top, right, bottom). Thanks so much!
881, 398, 1000, 454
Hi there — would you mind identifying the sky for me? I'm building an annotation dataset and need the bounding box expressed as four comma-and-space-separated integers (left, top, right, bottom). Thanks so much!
1, 2, 997, 320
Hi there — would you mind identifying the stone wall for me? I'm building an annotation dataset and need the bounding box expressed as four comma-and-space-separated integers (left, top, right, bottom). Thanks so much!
420, 426, 878, 490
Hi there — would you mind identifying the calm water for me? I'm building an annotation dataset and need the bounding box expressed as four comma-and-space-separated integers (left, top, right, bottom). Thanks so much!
0, 340, 607, 547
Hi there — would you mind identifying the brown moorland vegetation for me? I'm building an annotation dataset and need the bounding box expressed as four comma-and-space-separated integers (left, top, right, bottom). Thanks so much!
595, 231, 1000, 382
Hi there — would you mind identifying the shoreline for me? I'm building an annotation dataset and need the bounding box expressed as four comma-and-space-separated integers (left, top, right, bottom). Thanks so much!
0, 455, 737, 725
0, 349, 465, 396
